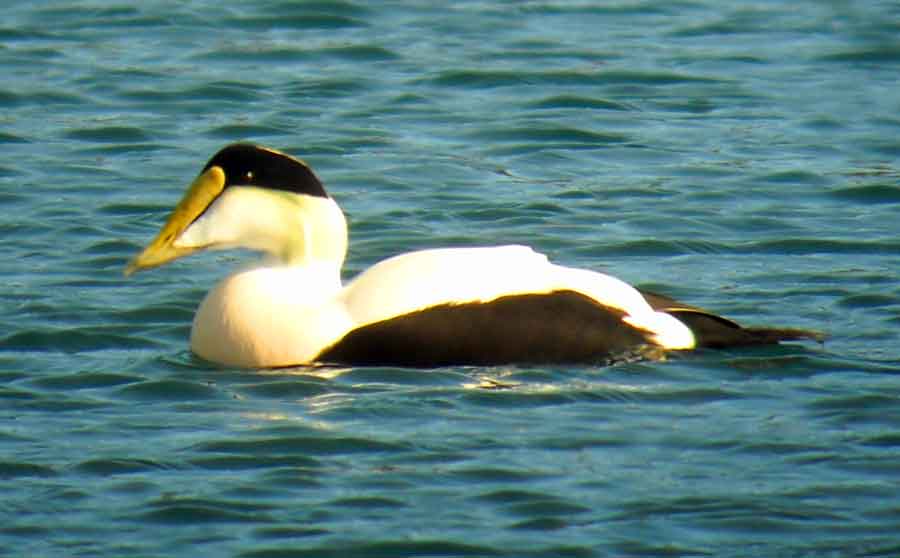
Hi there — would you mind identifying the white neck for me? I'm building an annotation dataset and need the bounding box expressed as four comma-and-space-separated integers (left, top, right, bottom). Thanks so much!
183, 188, 351, 367
176, 186, 348, 278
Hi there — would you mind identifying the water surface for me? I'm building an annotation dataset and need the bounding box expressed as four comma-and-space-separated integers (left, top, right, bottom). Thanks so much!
2, 1, 900, 556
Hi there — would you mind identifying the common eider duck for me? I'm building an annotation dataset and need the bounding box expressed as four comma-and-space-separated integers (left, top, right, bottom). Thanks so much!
125, 143, 823, 368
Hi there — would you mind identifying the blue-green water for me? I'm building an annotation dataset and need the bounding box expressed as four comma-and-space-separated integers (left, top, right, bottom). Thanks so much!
3, 1, 900, 556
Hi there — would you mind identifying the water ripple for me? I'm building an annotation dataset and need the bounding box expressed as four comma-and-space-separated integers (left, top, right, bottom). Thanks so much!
4, 1, 900, 556
194, 435, 409, 456
240, 540, 504, 558
75, 458, 176, 475
0, 461, 57, 479
115, 379, 223, 401
139, 498, 275, 525
2, 327, 163, 352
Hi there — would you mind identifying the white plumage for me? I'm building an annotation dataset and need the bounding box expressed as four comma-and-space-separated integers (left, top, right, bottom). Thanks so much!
188, 244, 695, 367
126, 143, 820, 369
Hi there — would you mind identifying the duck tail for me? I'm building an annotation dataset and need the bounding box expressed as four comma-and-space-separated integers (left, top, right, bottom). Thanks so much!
736, 326, 827, 345
672, 310, 827, 348
638, 289, 827, 349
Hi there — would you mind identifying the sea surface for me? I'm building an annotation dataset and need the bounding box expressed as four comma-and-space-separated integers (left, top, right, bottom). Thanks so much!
3, 1, 900, 556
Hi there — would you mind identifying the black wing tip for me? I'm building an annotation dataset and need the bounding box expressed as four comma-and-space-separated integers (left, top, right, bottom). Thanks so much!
664, 309, 827, 349
742, 327, 829, 345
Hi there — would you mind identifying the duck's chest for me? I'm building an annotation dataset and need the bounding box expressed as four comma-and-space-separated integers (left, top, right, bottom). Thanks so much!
189, 267, 350, 367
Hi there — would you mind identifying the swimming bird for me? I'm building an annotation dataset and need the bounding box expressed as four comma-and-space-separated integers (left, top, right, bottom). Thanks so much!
125, 143, 823, 368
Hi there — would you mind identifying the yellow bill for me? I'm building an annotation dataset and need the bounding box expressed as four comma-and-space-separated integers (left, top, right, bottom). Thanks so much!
124, 166, 226, 276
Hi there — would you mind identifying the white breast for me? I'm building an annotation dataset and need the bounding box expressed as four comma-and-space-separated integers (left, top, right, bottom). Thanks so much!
190, 265, 351, 368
